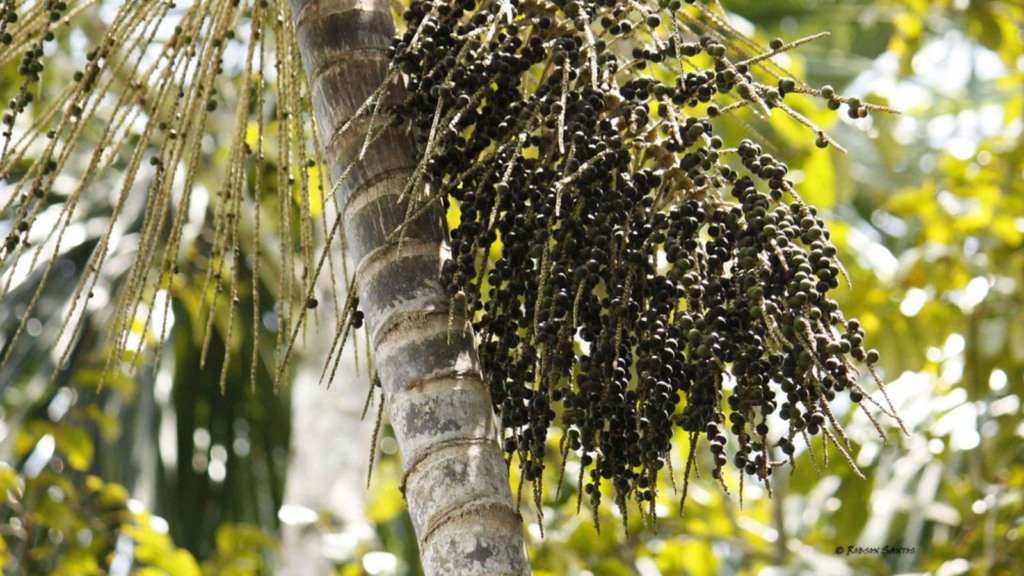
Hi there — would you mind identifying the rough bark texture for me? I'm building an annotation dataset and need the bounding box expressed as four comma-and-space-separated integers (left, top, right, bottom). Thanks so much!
288, 0, 532, 573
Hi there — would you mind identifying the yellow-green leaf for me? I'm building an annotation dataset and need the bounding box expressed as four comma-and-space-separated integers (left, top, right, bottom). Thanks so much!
55, 427, 94, 472
802, 146, 836, 208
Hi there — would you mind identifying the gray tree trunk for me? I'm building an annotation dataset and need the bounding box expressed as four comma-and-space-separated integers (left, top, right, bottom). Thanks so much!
287, 1, 532, 574
277, 316, 376, 575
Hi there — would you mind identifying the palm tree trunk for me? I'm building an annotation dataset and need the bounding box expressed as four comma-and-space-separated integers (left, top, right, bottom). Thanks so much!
287, 1, 532, 574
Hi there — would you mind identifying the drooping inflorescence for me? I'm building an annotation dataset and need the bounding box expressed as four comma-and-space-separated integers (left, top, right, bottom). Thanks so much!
385, 0, 903, 528
0, 0, 327, 394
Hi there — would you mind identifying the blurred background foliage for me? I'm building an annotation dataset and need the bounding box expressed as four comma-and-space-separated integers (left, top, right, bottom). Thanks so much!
2, 0, 1023, 574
